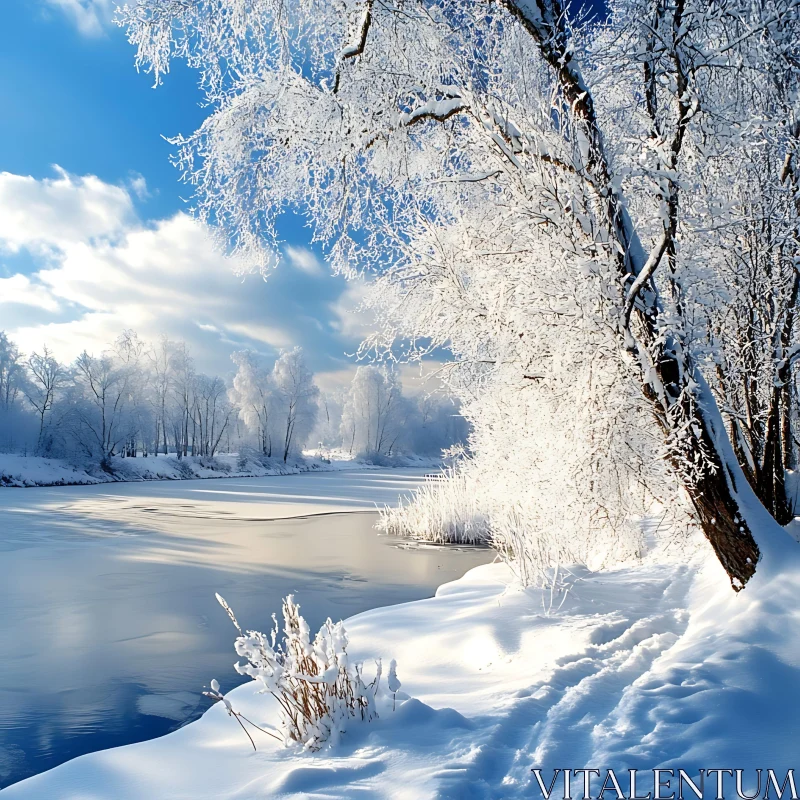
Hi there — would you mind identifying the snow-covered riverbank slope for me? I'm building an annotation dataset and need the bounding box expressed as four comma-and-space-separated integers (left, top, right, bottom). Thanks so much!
0, 451, 439, 488
5, 534, 798, 800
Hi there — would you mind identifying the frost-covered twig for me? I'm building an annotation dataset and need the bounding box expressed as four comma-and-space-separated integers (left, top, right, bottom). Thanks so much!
203, 679, 281, 751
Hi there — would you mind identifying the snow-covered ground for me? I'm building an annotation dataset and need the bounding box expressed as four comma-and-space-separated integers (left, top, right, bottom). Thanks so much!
0, 451, 440, 488
5, 530, 798, 799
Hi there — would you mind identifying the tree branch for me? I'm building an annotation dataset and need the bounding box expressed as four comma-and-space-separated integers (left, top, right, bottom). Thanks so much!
333, 0, 374, 94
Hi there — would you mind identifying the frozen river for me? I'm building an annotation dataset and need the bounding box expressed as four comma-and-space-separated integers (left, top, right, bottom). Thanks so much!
0, 469, 490, 789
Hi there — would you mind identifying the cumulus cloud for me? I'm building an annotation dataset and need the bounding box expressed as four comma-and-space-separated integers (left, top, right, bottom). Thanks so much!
0, 168, 379, 380
0, 274, 61, 312
0, 168, 133, 254
41, 0, 113, 36
6, 210, 272, 365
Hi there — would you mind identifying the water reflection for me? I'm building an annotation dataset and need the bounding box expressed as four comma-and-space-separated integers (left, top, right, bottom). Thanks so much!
0, 471, 490, 788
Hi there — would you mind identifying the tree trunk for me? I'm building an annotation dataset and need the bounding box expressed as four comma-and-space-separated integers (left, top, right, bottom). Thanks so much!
758, 388, 792, 524
782, 381, 796, 472
683, 404, 761, 588
644, 343, 764, 590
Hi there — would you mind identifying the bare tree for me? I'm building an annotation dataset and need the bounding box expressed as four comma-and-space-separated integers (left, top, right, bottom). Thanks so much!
191, 374, 235, 457
147, 334, 174, 456
25, 346, 65, 453
169, 342, 194, 459
70, 351, 135, 468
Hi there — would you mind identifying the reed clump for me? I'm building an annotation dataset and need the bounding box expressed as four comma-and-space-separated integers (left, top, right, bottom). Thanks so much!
211, 593, 389, 750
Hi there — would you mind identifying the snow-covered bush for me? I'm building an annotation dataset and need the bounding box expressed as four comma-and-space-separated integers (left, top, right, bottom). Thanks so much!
197, 455, 230, 472
215, 593, 389, 750
381, 456, 649, 587
378, 468, 489, 545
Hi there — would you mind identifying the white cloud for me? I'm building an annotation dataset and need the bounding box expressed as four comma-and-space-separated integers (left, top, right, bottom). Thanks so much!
0, 274, 61, 312
42, 0, 112, 36
329, 279, 376, 341
0, 168, 133, 254
0, 169, 366, 375
7, 212, 259, 364
13, 312, 151, 360
285, 245, 324, 276
222, 322, 294, 349
314, 366, 359, 394
128, 174, 150, 200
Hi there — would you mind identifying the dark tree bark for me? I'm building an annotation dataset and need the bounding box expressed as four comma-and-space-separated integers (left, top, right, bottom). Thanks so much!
686, 400, 760, 586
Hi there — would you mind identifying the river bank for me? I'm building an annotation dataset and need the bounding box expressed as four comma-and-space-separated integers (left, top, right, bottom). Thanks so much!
0, 469, 490, 789
7, 543, 798, 799
0, 452, 440, 488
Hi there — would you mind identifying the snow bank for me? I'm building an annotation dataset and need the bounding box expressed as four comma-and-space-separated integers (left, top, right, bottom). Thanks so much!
0, 455, 104, 487
0, 452, 442, 489
5, 539, 799, 799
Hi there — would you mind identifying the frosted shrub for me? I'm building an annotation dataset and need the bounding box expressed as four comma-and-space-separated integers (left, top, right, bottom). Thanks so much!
377, 467, 489, 545
214, 593, 389, 750
379, 381, 661, 587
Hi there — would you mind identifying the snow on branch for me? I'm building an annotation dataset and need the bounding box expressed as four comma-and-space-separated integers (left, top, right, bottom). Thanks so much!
117, 0, 800, 589
398, 96, 469, 127
334, 0, 374, 93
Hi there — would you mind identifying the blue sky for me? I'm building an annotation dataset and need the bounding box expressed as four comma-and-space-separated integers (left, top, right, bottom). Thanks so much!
0, 0, 368, 388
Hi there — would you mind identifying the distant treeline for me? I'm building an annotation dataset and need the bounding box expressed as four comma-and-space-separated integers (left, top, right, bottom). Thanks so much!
0, 330, 467, 465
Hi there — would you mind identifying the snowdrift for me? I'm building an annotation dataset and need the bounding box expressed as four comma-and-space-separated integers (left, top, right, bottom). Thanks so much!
0, 452, 441, 488
4, 535, 798, 799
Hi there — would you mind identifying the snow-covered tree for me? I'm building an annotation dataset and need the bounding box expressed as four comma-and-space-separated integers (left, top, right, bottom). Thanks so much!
67, 350, 137, 466
0, 332, 37, 452
168, 342, 195, 460
312, 389, 344, 450
113, 330, 152, 458
0, 331, 26, 412
147, 335, 175, 456
120, 0, 800, 589
230, 350, 277, 455
698, 139, 800, 523
271, 347, 319, 461
340, 366, 410, 458
191, 374, 235, 457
